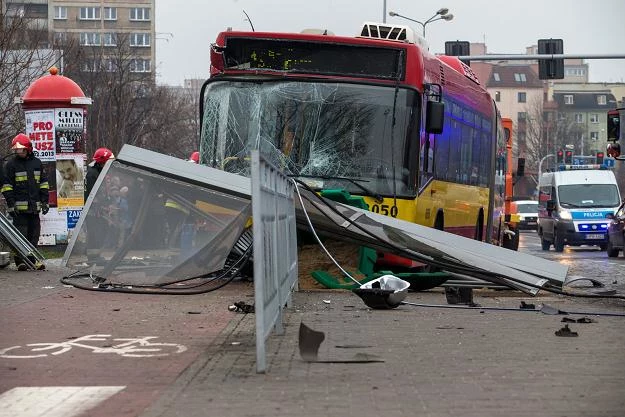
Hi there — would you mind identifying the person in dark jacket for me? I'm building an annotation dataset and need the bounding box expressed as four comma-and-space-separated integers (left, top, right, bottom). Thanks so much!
85, 147, 114, 199
1, 133, 49, 270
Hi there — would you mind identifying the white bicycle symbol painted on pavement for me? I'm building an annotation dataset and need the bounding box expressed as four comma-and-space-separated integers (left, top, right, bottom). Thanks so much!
0, 334, 188, 358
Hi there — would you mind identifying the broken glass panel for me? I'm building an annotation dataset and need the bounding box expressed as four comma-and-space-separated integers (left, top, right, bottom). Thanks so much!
64, 157, 251, 286
200, 80, 420, 197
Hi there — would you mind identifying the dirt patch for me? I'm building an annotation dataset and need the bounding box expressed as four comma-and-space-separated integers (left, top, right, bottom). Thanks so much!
298, 241, 367, 290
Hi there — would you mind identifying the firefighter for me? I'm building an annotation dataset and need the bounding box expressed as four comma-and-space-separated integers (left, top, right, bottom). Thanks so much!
85, 147, 115, 199
1, 133, 49, 270
189, 151, 199, 164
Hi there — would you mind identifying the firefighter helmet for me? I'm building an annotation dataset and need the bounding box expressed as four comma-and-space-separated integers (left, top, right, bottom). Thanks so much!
93, 147, 115, 164
11, 133, 32, 152
189, 151, 199, 164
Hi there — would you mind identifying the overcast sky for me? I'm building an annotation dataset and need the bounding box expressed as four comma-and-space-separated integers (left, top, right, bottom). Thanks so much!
155, 0, 625, 86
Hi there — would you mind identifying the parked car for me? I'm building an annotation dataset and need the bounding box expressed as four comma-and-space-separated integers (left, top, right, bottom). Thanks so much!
606, 200, 625, 257
513, 200, 539, 230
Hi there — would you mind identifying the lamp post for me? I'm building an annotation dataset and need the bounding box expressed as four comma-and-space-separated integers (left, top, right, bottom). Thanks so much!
388, 8, 454, 37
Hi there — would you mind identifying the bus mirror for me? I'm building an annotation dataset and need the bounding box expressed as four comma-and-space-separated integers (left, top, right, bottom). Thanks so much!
426, 101, 444, 134
546, 200, 556, 211
516, 158, 525, 178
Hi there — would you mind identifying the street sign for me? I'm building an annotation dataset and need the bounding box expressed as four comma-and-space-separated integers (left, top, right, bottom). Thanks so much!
604, 158, 616, 168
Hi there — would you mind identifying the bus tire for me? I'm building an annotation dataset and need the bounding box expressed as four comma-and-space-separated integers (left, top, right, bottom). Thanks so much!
554, 230, 565, 252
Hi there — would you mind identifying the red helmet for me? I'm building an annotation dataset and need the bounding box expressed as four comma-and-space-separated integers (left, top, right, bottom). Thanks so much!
93, 147, 115, 164
189, 151, 199, 164
11, 133, 32, 152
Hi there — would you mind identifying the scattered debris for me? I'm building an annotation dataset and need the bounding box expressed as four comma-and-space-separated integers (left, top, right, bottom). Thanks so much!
520, 301, 536, 310
555, 324, 578, 337
230, 301, 255, 314
187, 311, 202, 315
299, 322, 384, 363
562, 317, 596, 324
231, 342, 241, 346
323, 299, 331, 304
444, 287, 474, 305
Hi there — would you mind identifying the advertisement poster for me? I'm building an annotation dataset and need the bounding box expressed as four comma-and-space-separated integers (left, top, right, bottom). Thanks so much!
25, 109, 56, 162
55, 108, 84, 154
38, 208, 68, 245
56, 153, 86, 210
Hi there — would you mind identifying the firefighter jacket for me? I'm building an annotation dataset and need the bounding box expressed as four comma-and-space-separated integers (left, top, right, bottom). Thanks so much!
1, 154, 49, 213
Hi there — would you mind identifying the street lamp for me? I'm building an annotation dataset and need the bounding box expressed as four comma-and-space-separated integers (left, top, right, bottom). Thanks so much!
388, 8, 454, 37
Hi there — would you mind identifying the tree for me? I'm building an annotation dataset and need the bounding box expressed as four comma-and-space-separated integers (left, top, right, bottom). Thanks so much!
0, 10, 61, 156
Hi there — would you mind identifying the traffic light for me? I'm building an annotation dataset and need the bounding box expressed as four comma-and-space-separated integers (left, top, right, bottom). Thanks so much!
596, 152, 604, 165
556, 149, 564, 164
538, 38, 564, 80
445, 41, 471, 66
564, 150, 573, 164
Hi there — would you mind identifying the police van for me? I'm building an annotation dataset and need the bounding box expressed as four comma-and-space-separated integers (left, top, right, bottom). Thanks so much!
537, 158, 621, 252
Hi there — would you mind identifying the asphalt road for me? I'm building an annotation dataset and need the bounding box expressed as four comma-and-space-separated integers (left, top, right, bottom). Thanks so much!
518, 230, 625, 292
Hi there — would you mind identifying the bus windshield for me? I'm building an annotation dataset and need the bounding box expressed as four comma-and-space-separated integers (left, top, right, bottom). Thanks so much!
558, 184, 621, 208
200, 80, 419, 197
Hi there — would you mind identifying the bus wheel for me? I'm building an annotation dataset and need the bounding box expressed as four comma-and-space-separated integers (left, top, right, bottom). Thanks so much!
554, 230, 565, 252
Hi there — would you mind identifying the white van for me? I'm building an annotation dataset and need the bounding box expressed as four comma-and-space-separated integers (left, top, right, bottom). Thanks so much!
537, 167, 621, 252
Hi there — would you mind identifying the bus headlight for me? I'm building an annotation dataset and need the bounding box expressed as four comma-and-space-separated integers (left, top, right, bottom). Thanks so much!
559, 209, 572, 220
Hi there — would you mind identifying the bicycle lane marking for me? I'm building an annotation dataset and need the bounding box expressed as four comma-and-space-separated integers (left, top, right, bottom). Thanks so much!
0, 386, 125, 417
0, 283, 249, 417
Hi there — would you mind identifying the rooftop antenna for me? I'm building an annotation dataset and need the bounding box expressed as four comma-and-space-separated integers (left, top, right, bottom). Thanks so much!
242, 10, 255, 32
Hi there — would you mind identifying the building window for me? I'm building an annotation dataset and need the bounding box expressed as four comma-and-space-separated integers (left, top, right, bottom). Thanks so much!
514, 73, 527, 82
130, 59, 151, 72
564, 95, 574, 105
79, 7, 100, 20
518, 92, 527, 103
104, 59, 117, 72
53, 32, 67, 45
518, 112, 527, 121
130, 33, 151, 47
590, 132, 599, 141
103, 33, 117, 46
54, 6, 67, 19
130, 8, 150, 21
574, 113, 584, 123
589, 113, 599, 123
597, 95, 607, 105
103, 7, 117, 20
80, 32, 101, 46
494, 91, 501, 102
493, 73, 500, 82
81, 60, 99, 72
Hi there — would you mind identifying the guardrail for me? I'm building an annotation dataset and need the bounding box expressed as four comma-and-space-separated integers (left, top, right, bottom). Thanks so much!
251, 151, 299, 373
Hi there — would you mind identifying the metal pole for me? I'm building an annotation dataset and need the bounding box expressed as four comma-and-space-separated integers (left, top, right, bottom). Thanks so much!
538, 154, 554, 179
382, 0, 386, 23
457, 53, 625, 61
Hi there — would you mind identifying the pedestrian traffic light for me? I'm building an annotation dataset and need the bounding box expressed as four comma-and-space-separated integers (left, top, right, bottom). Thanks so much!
556, 149, 564, 164
538, 38, 564, 80
564, 150, 573, 164
596, 152, 604, 165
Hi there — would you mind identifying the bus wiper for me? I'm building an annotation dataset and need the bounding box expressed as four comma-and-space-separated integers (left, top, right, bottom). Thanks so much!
292, 175, 384, 203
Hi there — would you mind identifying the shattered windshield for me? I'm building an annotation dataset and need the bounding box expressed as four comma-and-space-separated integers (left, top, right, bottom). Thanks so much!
558, 184, 620, 208
200, 80, 419, 197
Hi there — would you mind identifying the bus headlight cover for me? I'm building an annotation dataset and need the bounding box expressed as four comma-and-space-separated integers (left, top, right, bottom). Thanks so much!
559, 210, 572, 220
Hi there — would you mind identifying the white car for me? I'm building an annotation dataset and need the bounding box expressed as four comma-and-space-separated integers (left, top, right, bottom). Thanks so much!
514, 200, 539, 230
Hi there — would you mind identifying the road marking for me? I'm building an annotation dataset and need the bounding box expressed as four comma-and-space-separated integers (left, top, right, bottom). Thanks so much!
0, 386, 125, 417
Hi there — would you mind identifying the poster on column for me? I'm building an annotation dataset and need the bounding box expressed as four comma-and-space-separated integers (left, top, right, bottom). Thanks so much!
24, 109, 56, 162
56, 153, 86, 210
55, 108, 84, 154
38, 208, 68, 245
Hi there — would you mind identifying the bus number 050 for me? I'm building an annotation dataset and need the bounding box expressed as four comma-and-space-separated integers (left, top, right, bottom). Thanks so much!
369, 204, 398, 217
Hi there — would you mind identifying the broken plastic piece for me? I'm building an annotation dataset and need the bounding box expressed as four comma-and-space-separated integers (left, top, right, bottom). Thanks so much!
555, 324, 578, 337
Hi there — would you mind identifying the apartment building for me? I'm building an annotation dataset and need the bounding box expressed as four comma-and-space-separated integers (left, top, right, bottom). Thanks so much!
3, 0, 155, 77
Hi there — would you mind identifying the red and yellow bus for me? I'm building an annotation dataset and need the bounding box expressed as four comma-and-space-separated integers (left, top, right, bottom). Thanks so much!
199, 22, 514, 250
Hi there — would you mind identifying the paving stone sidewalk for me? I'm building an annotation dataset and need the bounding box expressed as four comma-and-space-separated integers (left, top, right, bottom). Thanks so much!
140, 289, 625, 417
